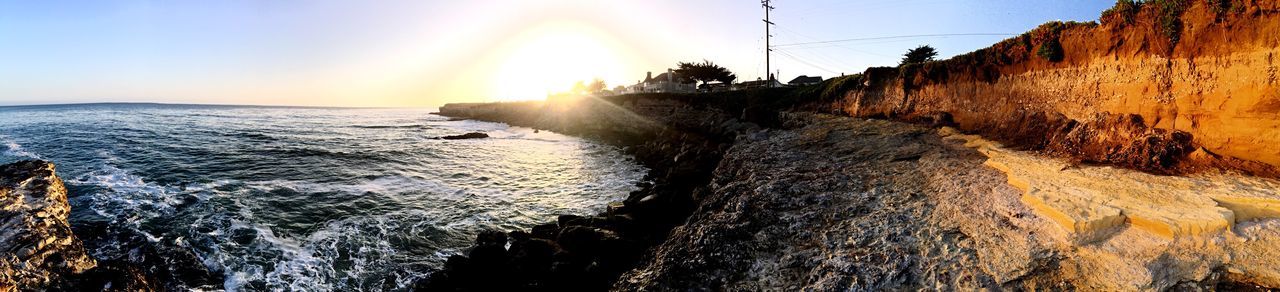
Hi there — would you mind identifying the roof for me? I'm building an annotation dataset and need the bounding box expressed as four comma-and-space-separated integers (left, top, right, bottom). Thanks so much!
788, 75, 823, 84
649, 72, 690, 83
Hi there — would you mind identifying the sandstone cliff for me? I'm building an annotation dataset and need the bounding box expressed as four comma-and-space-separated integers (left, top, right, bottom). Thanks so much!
840, 0, 1280, 176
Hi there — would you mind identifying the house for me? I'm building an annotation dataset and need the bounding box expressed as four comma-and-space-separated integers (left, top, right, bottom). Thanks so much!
616, 70, 698, 94
698, 82, 731, 92
641, 69, 696, 93
787, 75, 823, 87
734, 77, 784, 90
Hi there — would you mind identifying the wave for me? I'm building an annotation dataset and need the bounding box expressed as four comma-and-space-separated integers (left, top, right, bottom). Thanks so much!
248, 175, 454, 197
1, 136, 42, 160
228, 132, 279, 141
256, 147, 393, 163
222, 210, 448, 291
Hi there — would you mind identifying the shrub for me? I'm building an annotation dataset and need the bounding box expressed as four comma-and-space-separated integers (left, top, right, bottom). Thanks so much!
819, 74, 863, 101
1153, 0, 1190, 45
1102, 0, 1141, 26
1207, 0, 1242, 20
1037, 38, 1065, 62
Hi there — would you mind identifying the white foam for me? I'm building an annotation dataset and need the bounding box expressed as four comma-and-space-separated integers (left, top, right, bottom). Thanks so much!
215, 210, 438, 291
0, 136, 42, 160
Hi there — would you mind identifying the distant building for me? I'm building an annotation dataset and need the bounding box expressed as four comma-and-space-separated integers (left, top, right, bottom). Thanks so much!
698, 82, 731, 92
617, 69, 697, 94
787, 75, 823, 87
734, 77, 784, 90
644, 69, 696, 93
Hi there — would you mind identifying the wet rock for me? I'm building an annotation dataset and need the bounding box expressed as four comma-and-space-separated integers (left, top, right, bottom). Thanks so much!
0, 160, 97, 289
530, 223, 559, 240
0, 160, 212, 291
441, 132, 489, 140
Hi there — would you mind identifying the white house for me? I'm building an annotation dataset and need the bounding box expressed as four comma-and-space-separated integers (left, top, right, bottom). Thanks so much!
622, 69, 696, 94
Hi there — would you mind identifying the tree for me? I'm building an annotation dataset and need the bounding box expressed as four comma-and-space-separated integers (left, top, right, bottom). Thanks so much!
588, 78, 606, 93
674, 60, 737, 88
900, 45, 939, 66
571, 80, 588, 94
715, 72, 737, 85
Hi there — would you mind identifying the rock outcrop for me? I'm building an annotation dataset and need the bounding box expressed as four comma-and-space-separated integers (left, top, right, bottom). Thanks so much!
0, 160, 163, 291
440, 132, 489, 140
0, 160, 97, 289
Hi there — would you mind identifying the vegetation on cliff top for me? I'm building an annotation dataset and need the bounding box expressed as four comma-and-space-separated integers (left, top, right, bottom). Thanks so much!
899, 45, 939, 66
1101, 0, 1245, 47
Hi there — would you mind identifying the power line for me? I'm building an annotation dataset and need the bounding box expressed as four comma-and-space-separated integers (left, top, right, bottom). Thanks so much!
762, 0, 775, 86
773, 24, 890, 60
772, 33, 1016, 48
774, 49, 841, 75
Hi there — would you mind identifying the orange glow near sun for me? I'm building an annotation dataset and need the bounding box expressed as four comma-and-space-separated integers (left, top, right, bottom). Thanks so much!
485, 21, 643, 101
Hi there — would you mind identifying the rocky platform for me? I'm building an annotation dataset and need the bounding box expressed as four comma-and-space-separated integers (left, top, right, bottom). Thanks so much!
618, 113, 1280, 290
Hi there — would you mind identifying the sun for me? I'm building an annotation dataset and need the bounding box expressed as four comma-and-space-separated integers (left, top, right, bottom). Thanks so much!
487, 21, 639, 101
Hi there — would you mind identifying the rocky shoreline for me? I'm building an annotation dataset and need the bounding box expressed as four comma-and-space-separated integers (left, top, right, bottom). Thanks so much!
0, 160, 159, 290
426, 91, 1280, 290
419, 93, 771, 290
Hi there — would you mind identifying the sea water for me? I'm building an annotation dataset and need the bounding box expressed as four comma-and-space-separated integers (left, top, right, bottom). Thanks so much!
0, 103, 647, 291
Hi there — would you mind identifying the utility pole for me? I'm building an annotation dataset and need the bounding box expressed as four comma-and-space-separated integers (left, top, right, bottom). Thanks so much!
762, 0, 773, 87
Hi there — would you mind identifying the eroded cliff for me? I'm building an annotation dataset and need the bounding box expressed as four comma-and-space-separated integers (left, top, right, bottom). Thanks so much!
840, 0, 1280, 176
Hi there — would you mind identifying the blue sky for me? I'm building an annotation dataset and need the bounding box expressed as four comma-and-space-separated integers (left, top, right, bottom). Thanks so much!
0, 0, 1115, 107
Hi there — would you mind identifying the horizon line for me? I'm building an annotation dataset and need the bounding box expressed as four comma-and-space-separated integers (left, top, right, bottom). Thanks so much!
0, 101, 442, 110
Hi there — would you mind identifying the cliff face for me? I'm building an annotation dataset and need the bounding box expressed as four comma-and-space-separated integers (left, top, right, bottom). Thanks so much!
0, 160, 97, 289
843, 1, 1280, 175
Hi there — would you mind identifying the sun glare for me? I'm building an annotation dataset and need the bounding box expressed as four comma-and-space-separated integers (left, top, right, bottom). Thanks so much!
488, 22, 639, 101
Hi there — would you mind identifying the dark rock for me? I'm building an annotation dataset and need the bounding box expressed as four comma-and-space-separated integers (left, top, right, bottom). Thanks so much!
556, 215, 586, 228
531, 223, 560, 240
69, 261, 160, 291
556, 226, 620, 255
441, 132, 489, 140
475, 230, 508, 248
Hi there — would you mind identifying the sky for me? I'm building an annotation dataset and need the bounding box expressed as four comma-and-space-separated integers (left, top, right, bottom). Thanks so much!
0, 0, 1115, 107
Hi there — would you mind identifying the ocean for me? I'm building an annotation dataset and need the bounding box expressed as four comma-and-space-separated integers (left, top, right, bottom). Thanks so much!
0, 103, 647, 291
